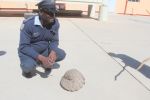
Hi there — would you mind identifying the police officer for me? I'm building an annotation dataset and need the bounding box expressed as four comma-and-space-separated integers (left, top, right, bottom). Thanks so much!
18, 0, 66, 78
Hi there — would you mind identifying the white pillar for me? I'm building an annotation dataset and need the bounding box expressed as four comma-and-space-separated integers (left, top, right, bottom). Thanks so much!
98, 0, 108, 21
88, 4, 96, 18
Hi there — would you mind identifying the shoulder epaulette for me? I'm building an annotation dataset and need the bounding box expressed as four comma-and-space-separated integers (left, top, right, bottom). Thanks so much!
23, 16, 35, 23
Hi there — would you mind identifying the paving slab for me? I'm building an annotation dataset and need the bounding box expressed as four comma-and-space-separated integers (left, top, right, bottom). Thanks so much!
69, 14, 150, 90
0, 15, 149, 100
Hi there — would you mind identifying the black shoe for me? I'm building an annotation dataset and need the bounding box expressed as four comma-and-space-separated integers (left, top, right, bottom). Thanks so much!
45, 68, 52, 72
22, 72, 33, 78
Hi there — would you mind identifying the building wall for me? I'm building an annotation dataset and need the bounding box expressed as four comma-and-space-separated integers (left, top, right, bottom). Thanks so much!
116, 0, 150, 16
0, 0, 100, 15
1, 1, 37, 8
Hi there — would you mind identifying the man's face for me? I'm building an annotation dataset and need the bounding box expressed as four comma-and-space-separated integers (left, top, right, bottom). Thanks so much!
39, 11, 54, 25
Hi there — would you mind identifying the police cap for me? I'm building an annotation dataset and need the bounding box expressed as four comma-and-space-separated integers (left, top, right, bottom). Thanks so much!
36, 0, 57, 14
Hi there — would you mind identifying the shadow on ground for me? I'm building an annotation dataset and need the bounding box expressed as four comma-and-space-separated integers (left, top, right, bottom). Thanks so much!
0, 51, 6, 56
108, 52, 150, 80
35, 63, 60, 78
129, 18, 150, 25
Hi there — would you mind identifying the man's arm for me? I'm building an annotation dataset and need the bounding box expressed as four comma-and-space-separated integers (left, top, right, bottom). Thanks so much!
19, 22, 39, 59
49, 19, 60, 51
48, 19, 60, 63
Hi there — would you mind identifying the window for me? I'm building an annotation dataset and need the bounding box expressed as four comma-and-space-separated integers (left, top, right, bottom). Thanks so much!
128, 0, 140, 2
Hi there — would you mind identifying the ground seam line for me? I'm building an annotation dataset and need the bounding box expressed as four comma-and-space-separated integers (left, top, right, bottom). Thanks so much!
69, 19, 150, 91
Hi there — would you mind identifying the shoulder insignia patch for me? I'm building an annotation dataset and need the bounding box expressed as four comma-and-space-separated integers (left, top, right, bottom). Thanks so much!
20, 23, 24, 30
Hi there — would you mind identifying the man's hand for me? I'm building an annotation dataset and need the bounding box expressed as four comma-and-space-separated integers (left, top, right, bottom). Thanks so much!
48, 50, 57, 64
37, 55, 53, 68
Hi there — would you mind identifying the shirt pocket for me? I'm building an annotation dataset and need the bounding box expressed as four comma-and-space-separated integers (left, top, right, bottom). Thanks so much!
32, 32, 40, 38
31, 32, 41, 42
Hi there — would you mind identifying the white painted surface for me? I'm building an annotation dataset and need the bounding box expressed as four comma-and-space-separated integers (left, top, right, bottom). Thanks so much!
0, 14, 150, 100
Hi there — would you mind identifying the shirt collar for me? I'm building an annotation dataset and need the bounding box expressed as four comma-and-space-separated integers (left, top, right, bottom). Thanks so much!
34, 16, 43, 28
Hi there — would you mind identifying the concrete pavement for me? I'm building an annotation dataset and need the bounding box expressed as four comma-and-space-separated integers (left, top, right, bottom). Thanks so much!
0, 14, 150, 100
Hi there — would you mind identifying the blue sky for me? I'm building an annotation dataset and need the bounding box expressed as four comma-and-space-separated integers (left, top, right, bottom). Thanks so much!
108, 0, 116, 12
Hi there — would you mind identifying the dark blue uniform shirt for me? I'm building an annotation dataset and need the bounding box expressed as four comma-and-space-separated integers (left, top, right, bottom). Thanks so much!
18, 16, 60, 59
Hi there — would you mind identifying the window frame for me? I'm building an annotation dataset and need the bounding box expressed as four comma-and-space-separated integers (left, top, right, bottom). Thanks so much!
128, 0, 140, 2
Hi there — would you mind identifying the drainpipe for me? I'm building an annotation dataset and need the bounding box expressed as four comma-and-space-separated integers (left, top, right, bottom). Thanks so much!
98, 0, 108, 21
124, 0, 128, 14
